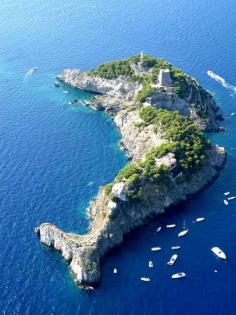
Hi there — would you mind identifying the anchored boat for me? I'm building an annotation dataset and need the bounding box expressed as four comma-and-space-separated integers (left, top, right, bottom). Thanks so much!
196, 217, 205, 222
167, 254, 178, 266
151, 247, 161, 252
211, 247, 227, 260
140, 277, 151, 282
171, 272, 186, 279
166, 224, 176, 228
171, 246, 181, 250
148, 261, 154, 268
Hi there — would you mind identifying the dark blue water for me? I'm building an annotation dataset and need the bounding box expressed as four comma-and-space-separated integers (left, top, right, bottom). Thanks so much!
1, 1, 236, 314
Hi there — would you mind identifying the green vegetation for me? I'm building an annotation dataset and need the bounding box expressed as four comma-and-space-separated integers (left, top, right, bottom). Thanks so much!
139, 106, 211, 175
136, 84, 155, 103
107, 106, 211, 203
88, 54, 210, 119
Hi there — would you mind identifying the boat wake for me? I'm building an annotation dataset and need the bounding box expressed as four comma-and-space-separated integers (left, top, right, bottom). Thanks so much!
207, 70, 236, 93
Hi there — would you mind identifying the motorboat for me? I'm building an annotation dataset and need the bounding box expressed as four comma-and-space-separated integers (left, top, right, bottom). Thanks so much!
224, 199, 229, 205
178, 229, 188, 237
156, 226, 162, 232
166, 224, 176, 228
171, 246, 181, 250
196, 217, 205, 222
148, 261, 154, 268
113, 268, 118, 274
140, 277, 151, 282
211, 247, 227, 260
228, 196, 236, 201
171, 272, 186, 279
224, 192, 230, 196
151, 247, 161, 252
167, 254, 178, 266
178, 220, 188, 237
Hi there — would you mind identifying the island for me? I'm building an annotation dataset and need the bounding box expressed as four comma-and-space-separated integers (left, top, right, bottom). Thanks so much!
35, 54, 226, 288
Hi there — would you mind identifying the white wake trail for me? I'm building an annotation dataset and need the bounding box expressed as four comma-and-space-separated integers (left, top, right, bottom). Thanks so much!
207, 70, 236, 93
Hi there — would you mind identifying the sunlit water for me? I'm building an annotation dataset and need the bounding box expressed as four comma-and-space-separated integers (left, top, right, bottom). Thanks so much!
0, 1, 236, 314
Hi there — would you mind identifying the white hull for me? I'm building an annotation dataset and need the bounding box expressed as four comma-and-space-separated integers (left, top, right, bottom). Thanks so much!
172, 272, 186, 279
178, 229, 188, 237
166, 224, 176, 228
167, 254, 178, 266
151, 247, 161, 252
196, 217, 205, 222
211, 247, 227, 260
141, 277, 151, 282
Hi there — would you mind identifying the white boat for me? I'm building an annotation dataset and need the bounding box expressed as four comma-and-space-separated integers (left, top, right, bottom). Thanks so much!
63, 90, 69, 94
171, 272, 186, 279
178, 220, 188, 237
113, 268, 118, 274
224, 199, 229, 205
211, 247, 227, 260
224, 192, 230, 196
166, 224, 176, 228
178, 229, 188, 237
140, 277, 151, 282
228, 196, 236, 201
171, 246, 181, 250
24, 67, 37, 80
231, 113, 235, 116
148, 261, 153, 268
156, 226, 162, 232
196, 217, 205, 222
167, 254, 178, 266
151, 247, 161, 252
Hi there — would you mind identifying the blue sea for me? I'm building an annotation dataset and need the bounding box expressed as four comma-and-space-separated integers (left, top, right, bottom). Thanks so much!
1, 0, 236, 314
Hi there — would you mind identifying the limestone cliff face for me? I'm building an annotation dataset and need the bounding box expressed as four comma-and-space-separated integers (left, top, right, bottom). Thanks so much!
57, 69, 222, 131
37, 146, 225, 287
36, 66, 226, 289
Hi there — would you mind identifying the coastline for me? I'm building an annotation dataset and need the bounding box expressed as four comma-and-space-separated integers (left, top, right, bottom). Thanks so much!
36, 55, 226, 288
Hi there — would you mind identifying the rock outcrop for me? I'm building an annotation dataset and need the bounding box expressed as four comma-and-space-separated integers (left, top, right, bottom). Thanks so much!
36, 57, 226, 288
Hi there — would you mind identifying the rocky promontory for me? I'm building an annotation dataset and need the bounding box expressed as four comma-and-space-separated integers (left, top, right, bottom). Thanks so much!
36, 54, 225, 288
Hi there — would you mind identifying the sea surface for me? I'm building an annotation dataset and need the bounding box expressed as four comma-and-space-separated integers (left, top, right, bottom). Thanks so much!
0, 1, 236, 314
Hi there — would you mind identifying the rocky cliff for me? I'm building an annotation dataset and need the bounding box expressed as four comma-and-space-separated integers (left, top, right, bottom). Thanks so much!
36, 55, 226, 288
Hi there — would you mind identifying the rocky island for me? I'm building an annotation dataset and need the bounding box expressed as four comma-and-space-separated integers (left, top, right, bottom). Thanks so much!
36, 54, 225, 288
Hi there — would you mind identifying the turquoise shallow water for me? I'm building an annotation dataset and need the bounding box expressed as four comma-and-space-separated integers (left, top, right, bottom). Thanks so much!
1, 1, 236, 314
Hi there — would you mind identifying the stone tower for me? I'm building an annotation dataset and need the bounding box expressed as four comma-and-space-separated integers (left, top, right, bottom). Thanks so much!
158, 69, 172, 86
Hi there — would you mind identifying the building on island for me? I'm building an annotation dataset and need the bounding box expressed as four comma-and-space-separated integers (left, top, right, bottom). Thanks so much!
158, 69, 172, 86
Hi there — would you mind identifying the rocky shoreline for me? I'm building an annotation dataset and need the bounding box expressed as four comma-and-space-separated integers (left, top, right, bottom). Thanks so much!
36, 55, 226, 288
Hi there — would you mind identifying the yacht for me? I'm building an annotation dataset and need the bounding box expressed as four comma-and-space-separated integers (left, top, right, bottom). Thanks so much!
178, 220, 188, 237
166, 224, 176, 228
151, 247, 161, 252
178, 229, 188, 237
148, 261, 154, 268
167, 254, 178, 266
113, 268, 118, 274
224, 199, 229, 205
228, 196, 236, 201
211, 247, 227, 260
171, 246, 181, 250
224, 192, 230, 196
196, 217, 205, 222
171, 272, 186, 279
140, 277, 151, 282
